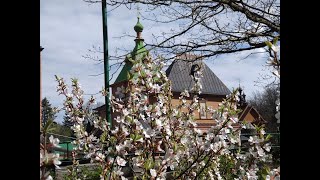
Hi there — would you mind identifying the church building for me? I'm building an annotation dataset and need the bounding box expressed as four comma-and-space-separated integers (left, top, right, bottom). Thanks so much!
95, 18, 265, 131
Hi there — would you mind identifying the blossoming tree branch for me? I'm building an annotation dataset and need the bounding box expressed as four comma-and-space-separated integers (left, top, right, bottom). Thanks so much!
43, 45, 280, 179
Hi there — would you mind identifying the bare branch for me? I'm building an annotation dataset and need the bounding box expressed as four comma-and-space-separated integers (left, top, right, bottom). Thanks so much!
83, 0, 279, 77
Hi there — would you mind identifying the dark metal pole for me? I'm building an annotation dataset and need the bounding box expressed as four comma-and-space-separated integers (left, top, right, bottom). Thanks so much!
101, 0, 112, 126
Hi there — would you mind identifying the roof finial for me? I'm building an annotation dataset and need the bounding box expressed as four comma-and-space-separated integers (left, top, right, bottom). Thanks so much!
134, 4, 143, 35
237, 80, 247, 108
136, 4, 141, 19
134, 16, 144, 39
134, 17, 143, 32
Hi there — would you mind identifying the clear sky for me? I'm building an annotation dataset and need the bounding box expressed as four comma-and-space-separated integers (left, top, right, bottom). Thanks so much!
40, 0, 271, 123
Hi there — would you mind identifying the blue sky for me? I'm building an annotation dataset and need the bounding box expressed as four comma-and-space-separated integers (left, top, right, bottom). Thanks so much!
41, 0, 270, 123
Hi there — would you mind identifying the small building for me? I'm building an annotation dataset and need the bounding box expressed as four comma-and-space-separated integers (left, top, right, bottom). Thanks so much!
95, 18, 265, 131
237, 86, 266, 127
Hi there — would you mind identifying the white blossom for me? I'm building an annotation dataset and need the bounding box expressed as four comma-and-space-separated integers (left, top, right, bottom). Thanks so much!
150, 169, 157, 177
95, 152, 105, 161
116, 156, 127, 166
49, 135, 60, 147
271, 45, 280, 52
264, 143, 271, 152
53, 54, 275, 180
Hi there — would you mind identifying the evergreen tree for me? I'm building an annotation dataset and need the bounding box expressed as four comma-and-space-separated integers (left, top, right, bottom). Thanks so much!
62, 112, 73, 127
41, 97, 56, 127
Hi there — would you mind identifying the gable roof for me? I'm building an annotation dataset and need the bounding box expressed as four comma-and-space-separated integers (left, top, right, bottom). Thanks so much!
165, 59, 231, 96
238, 104, 266, 124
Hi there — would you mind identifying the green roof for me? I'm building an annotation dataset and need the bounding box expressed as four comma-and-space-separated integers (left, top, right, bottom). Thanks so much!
114, 18, 148, 84
115, 62, 133, 83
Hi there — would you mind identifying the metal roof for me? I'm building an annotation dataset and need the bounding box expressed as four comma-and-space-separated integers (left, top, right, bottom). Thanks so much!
165, 60, 231, 96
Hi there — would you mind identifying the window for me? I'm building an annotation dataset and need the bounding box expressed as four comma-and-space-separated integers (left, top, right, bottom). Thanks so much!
199, 101, 207, 119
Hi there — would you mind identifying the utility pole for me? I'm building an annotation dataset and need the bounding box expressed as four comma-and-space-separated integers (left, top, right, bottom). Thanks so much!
101, 0, 112, 126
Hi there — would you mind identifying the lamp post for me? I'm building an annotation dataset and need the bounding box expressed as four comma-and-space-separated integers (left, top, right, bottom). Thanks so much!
101, 0, 112, 126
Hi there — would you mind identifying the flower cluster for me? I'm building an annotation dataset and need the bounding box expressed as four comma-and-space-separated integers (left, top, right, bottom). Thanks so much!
40, 120, 62, 180
55, 54, 274, 179
265, 38, 280, 178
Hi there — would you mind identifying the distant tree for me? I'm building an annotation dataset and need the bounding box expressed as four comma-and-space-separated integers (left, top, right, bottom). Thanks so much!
41, 97, 56, 127
41, 98, 73, 140
62, 112, 73, 128
62, 101, 103, 134
248, 84, 280, 166
49, 122, 74, 142
248, 84, 279, 133
83, 101, 102, 134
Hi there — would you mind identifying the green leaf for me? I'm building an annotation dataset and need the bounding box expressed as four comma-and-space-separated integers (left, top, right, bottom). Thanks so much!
43, 119, 54, 134
144, 157, 155, 170
127, 72, 131, 80
100, 132, 107, 143
173, 142, 178, 152
110, 136, 117, 144
128, 57, 134, 63
135, 134, 143, 141
142, 175, 147, 180
265, 41, 273, 48
47, 127, 56, 133
130, 134, 135, 140
273, 37, 279, 45
265, 134, 272, 141
125, 116, 133, 123
141, 70, 146, 78
131, 133, 143, 142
